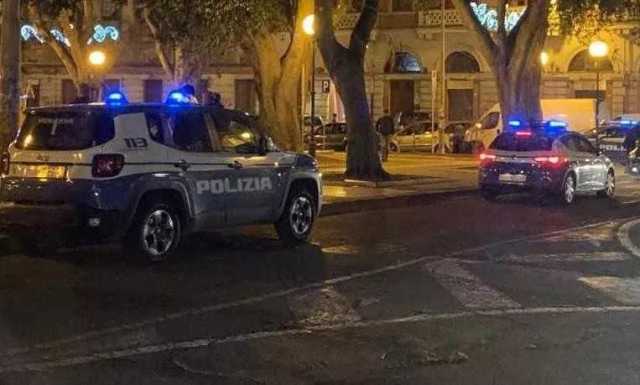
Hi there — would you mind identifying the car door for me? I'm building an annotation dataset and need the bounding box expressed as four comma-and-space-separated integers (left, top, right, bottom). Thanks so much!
413, 125, 432, 149
561, 134, 597, 191
214, 111, 289, 225
396, 127, 414, 150
162, 109, 228, 228
576, 134, 608, 190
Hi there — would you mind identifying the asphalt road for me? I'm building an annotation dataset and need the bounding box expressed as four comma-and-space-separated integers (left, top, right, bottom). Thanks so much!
4, 188, 640, 384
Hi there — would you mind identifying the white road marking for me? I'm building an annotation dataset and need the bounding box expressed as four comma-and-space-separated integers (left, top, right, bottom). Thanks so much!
617, 218, 640, 259
4, 305, 640, 374
425, 259, 520, 309
495, 252, 630, 264
0, 219, 623, 360
579, 276, 640, 305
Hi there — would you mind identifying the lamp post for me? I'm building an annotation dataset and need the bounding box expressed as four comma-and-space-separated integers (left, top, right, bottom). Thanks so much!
303, 14, 317, 158
88, 49, 107, 101
589, 40, 608, 141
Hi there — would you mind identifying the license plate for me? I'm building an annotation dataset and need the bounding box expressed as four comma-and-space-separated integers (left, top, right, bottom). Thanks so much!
499, 173, 526, 184
11, 164, 67, 179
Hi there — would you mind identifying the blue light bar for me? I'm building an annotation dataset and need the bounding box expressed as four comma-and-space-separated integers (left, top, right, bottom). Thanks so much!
547, 120, 567, 128
508, 120, 521, 128
619, 120, 638, 126
104, 91, 127, 106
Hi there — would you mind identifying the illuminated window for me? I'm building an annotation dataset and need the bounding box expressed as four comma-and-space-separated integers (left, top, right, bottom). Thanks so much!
386, 51, 423, 73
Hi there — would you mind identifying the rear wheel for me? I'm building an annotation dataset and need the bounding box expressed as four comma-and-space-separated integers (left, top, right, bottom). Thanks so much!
560, 173, 577, 205
275, 187, 317, 245
126, 198, 182, 263
390, 143, 399, 153
597, 170, 615, 199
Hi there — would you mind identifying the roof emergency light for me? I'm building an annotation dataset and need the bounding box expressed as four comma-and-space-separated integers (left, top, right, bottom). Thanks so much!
166, 88, 198, 106
105, 91, 128, 106
508, 120, 522, 128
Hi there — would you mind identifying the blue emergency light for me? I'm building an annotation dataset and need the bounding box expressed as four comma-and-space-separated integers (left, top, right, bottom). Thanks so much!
547, 120, 567, 128
619, 120, 638, 126
104, 91, 128, 106
508, 120, 522, 128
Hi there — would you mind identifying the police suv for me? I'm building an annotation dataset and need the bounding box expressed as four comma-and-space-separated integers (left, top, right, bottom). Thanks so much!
479, 120, 615, 204
0, 90, 322, 262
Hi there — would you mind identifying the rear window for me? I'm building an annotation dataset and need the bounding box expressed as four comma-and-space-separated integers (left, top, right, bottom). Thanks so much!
16, 110, 115, 150
490, 133, 554, 152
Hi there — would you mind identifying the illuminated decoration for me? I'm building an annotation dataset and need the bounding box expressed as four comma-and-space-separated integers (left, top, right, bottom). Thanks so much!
21, 25, 70, 47
87, 25, 120, 45
470, 2, 525, 32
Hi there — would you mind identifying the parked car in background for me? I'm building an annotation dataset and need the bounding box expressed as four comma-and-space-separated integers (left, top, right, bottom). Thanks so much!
390, 122, 434, 152
313, 122, 348, 151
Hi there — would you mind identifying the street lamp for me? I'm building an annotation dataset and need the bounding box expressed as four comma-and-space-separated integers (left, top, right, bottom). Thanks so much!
303, 14, 317, 157
589, 40, 608, 139
540, 51, 550, 67
88, 50, 106, 66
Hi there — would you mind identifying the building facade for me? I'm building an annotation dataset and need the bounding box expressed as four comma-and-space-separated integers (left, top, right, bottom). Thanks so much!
18, 0, 640, 127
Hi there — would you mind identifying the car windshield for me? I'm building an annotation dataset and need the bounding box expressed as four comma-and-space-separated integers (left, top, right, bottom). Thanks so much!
15, 109, 114, 150
490, 132, 554, 152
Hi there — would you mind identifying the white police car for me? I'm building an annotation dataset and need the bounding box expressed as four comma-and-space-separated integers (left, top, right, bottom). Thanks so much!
0, 90, 322, 262
479, 120, 615, 204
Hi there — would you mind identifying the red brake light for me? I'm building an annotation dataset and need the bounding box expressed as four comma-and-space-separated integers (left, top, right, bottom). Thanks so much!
92, 154, 124, 178
480, 153, 496, 162
1, 153, 9, 176
534, 156, 565, 165
515, 131, 533, 137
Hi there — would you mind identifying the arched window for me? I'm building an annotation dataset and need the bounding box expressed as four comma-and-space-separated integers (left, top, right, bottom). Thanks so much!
385, 51, 423, 73
568, 50, 613, 72
446, 51, 480, 73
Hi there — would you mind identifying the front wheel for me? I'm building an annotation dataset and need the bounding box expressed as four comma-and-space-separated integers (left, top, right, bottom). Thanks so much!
560, 173, 577, 205
597, 171, 615, 199
126, 199, 182, 263
275, 187, 317, 245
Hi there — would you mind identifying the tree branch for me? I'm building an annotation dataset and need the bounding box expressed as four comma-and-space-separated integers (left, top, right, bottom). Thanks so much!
450, 0, 497, 68
508, 0, 549, 79
349, 0, 379, 59
496, 0, 507, 48
142, 5, 175, 79
281, 0, 313, 76
316, 0, 348, 74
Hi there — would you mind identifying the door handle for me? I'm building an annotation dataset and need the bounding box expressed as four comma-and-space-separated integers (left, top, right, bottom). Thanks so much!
228, 161, 243, 170
174, 159, 191, 171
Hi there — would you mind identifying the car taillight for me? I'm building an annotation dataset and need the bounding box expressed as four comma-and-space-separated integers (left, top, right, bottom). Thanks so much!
480, 153, 496, 163
1, 153, 9, 176
534, 156, 565, 165
92, 154, 124, 178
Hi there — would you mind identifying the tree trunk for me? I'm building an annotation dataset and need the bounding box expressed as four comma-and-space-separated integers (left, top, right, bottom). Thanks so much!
316, 0, 388, 181
252, 33, 303, 151
334, 54, 384, 179
0, 0, 21, 153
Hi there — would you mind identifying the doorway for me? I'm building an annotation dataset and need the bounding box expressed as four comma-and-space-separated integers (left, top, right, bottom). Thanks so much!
390, 80, 415, 117
448, 89, 474, 121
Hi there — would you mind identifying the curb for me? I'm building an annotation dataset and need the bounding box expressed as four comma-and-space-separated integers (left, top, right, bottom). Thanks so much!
321, 188, 478, 216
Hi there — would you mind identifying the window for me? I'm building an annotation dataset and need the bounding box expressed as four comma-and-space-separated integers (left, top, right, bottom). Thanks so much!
16, 109, 114, 150
490, 133, 553, 152
392, 0, 413, 12
568, 50, 614, 72
387, 52, 423, 73
144, 79, 163, 103
145, 112, 167, 144
575, 135, 598, 154
62, 79, 77, 104
446, 52, 480, 73
170, 112, 213, 152
481, 112, 500, 130
215, 112, 261, 154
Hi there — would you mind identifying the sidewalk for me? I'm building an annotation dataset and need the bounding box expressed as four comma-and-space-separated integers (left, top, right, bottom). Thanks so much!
319, 152, 479, 215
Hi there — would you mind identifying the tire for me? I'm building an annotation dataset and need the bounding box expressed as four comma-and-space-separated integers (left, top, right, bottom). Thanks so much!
480, 186, 499, 202
560, 172, 577, 205
275, 187, 317, 245
390, 143, 399, 153
125, 198, 182, 263
597, 170, 615, 199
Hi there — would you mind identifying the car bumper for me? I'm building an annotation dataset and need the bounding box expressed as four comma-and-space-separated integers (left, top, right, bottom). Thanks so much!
479, 166, 565, 193
0, 202, 122, 239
